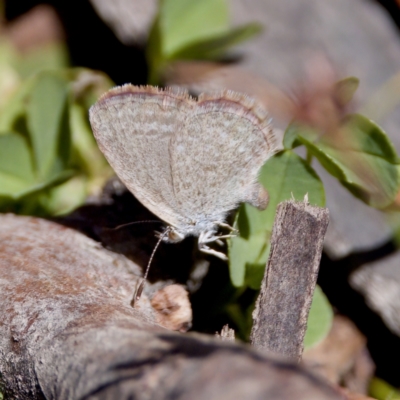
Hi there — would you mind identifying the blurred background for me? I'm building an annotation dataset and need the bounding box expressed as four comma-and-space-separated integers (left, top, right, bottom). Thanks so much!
2, 0, 400, 398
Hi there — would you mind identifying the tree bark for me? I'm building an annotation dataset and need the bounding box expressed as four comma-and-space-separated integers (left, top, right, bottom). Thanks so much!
251, 200, 330, 361
0, 213, 342, 400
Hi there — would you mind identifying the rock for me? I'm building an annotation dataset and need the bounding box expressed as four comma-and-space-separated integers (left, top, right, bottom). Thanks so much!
350, 250, 400, 336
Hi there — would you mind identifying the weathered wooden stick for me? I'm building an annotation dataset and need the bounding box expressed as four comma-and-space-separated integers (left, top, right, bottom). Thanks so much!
0, 214, 343, 400
250, 199, 329, 361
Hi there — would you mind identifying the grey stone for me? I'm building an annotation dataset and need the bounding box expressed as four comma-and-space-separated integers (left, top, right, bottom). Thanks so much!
350, 250, 400, 336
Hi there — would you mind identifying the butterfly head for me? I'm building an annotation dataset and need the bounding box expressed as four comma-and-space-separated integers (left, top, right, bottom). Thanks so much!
160, 218, 220, 243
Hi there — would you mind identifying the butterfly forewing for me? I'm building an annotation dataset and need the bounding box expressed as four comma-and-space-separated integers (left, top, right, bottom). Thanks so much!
89, 86, 191, 227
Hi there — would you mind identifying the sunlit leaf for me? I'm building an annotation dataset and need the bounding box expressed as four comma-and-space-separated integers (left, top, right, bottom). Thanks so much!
159, 0, 229, 57
171, 23, 262, 60
13, 43, 69, 79
229, 230, 269, 288
335, 76, 359, 106
304, 285, 333, 348
283, 123, 304, 150
0, 133, 35, 186
146, 15, 164, 85
37, 174, 87, 216
361, 70, 400, 123
229, 150, 325, 287
27, 72, 70, 180
0, 129, 74, 202
295, 114, 399, 208
69, 103, 112, 193
369, 377, 400, 400
0, 76, 35, 132
63, 68, 114, 107
147, 0, 261, 84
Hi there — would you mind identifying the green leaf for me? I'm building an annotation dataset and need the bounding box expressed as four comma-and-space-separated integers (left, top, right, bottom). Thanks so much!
0, 76, 35, 132
69, 102, 113, 190
65, 68, 114, 109
148, 0, 262, 83
36, 174, 87, 216
17, 169, 75, 198
283, 123, 307, 150
246, 150, 325, 235
229, 150, 325, 287
159, 0, 229, 57
171, 23, 262, 60
146, 15, 164, 85
360, 70, 400, 123
27, 72, 70, 180
13, 43, 69, 79
229, 230, 269, 288
296, 114, 399, 208
304, 285, 333, 348
0, 130, 74, 204
0, 132, 35, 196
335, 76, 359, 106
244, 244, 271, 290
369, 377, 400, 400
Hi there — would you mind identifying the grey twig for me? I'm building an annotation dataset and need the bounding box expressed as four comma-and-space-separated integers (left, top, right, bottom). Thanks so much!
250, 199, 329, 362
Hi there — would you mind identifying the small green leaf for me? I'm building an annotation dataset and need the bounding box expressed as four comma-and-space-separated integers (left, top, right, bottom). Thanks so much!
27, 72, 70, 180
360, 70, 400, 123
229, 150, 325, 287
369, 377, 400, 400
17, 169, 75, 199
0, 133, 35, 196
229, 230, 269, 287
13, 43, 69, 79
148, 0, 262, 83
147, 15, 164, 85
297, 114, 399, 208
304, 285, 333, 348
0, 121, 75, 206
283, 123, 308, 150
0, 132, 34, 181
36, 174, 87, 216
244, 246, 270, 290
69, 102, 113, 195
171, 23, 262, 60
159, 0, 229, 57
335, 76, 359, 106
245, 150, 325, 236
0, 76, 35, 132
65, 68, 114, 109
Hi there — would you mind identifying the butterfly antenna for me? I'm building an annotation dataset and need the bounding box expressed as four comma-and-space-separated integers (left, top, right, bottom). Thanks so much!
109, 220, 163, 231
131, 226, 172, 307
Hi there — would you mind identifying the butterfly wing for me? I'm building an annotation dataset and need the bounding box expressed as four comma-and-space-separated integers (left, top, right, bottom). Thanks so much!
89, 85, 193, 227
169, 90, 281, 223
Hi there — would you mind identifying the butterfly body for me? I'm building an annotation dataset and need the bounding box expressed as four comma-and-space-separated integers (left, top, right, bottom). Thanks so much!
89, 85, 281, 259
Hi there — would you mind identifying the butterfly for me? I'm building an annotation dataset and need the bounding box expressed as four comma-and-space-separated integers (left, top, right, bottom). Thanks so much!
89, 85, 281, 261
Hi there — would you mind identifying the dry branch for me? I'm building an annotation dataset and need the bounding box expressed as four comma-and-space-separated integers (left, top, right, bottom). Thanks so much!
251, 200, 330, 361
0, 214, 343, 400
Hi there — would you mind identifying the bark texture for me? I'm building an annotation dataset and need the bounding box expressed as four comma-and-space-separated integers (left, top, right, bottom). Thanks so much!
0, 214, 343, 400
251, 200, 329, 361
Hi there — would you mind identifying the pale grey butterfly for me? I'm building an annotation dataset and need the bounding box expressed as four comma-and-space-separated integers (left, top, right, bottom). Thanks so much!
89, 85, 281, 301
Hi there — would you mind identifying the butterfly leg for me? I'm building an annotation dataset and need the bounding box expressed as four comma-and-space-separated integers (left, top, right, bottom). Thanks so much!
208, 234, 237, 241
200, 231, 236, 243
213, 221, 238, 233
198, 230, 233, 260
198, 243, 228, 260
